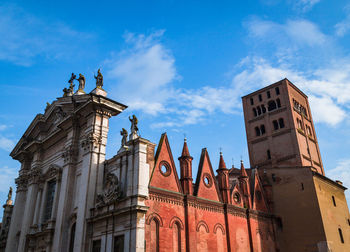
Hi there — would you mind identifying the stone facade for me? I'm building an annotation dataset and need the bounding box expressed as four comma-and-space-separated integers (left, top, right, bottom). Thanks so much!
3, 77, 349, 252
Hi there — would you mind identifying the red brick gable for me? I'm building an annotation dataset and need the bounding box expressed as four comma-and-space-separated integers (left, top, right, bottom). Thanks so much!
252, 170, 269, 212
149, 133, 182, 193
231, 184, 244, 208
194, 148, 222, 202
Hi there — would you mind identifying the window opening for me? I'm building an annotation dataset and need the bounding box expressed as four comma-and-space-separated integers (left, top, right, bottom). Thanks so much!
339, 228, 344, 243
257, 106, 262, 115
261, 105, 266, 113
275, 87, 280, 95
250, 98, 254, 105
276, 98, 281, 108
332, 196, 336, 207
268, 100, 277, 111
114, 235, 125, 252
260, 125, 266, 135
271, 174, 276, 182
301, 183, 304, 191
279, 118, 285, 128
43, 180, 56, 222
92, 240, 101, 252
253, 108, 257, 117
267, 150, 271, 160
259, 94, 262, 102
69, 223, 76, 252
267, 91, 271, 98
273, 120, 279, 130
255, 127, 261, 136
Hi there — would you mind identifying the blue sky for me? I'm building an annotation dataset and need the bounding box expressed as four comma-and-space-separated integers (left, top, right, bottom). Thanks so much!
1, 0, 350, 218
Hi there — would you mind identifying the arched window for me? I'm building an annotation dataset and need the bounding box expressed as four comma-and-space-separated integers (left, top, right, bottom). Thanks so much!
261, 105, 266, 113
172, 222, 181, 252
279, 118, 285, 128
339, 228, 344, 243
273, 120, 279, 130
276, 98, 281, 108
150, 219, 160, 252
275, 87, 280, 95
255, 127, 261, 136
268, 100, 277, 111
260, 125, 266, 135
69, 223, 76, 252
253, 108, 257, 117
267, 150, 271, 160
257, 106, 262, 115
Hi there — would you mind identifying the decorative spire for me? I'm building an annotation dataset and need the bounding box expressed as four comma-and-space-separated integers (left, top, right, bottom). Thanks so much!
240, 160, 248, 177
181, 137, 190, 157
218, 152, 227, 170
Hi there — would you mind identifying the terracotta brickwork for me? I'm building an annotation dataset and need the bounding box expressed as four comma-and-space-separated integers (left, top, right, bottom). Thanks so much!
145, 133, 277, 252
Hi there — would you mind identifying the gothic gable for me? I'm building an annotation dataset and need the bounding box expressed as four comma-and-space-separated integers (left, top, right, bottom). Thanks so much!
149, 133, 182, 193
251, 170, 269, 212
194, 148, 221, 202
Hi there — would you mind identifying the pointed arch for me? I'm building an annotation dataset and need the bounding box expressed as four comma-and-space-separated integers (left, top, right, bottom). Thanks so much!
146, 212, 163, 227
169, 216, 184, 229
213, 223, 226, 235
196, 221, 209, 233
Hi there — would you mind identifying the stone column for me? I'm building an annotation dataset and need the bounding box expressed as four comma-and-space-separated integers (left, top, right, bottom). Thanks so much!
17, 176, 39, 251
5, 161, 29, 252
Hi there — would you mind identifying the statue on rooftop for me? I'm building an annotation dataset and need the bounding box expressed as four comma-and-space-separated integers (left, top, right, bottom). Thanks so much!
129, 115, 139, 136
77, 73, 86, 91
120, 128, 128, 147
94, 69, 103, 88
6, 187, 12, 205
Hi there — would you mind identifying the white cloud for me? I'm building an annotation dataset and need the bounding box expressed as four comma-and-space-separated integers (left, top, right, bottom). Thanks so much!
0, 4, 92, 66
327, 159, 350, 200
0, 166, 17, 193
335, 5, 350, 37
106, 28, 350, 128
0, 135, 15, 152
294, 0, 321, 12
106, 30, 177, 115
308, 96, 346, 126
246, 18, 327, 47
0, 125, 7, 131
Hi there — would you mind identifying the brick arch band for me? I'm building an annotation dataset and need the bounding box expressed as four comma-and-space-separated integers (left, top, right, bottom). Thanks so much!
214, 223, 226, 235
196, 221, 209, 233
146, 212, 163, 227
169, 216, 184, 229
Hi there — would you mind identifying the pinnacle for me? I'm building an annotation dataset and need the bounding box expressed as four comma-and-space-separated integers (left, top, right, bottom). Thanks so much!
240, 160, 248, 177
219, 152, 227, 169
181, 138, 191, 157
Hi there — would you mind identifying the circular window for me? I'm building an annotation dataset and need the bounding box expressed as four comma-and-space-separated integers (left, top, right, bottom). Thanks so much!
233, 193, 241, 203
159, 162, 171, 177
203, 173, 212, 188
256, 190, 262, 201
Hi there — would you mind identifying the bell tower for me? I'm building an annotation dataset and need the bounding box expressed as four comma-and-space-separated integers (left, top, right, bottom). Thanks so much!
242, 78, 324, 174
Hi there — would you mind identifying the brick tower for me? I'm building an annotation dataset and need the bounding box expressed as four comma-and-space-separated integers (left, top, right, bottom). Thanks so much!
242, 78, 324, 174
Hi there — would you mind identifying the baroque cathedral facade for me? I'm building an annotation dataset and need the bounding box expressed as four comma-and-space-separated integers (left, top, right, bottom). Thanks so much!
1, 74, 350, 252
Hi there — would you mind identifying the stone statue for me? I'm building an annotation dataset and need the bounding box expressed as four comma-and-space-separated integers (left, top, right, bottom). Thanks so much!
63, 87, 70, 97
129, 115, 139, 135
7, 187, 12, 201
94, 69, 103, 88
120, 128, 128, 147
6, 187, 12, 205
68, 73, 76, 85
77, 73, 86, 91
96, 173, 121, 207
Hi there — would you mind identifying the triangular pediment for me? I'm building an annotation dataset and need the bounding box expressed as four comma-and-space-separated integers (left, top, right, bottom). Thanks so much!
252, 170, 269, 212
194, 148, 221, 202
149, 133, 182, 193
